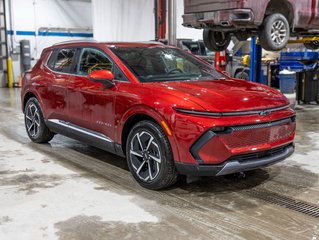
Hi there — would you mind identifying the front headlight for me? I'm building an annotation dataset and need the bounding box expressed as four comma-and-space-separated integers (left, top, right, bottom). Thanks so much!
173, 107, 222, 117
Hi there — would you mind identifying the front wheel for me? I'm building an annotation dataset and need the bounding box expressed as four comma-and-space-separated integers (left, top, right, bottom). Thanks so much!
203, 29, 231, 51
259, 13, 290, 51
126, 120, 178, 190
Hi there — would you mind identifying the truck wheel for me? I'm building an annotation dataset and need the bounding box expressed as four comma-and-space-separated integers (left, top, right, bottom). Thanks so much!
304, 41, 319, 50
126, 120, 178, 190
203, 29, 231, 51
259, 13, 290, 51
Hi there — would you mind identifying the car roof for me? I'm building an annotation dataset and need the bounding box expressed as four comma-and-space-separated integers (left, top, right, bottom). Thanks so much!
49, 40, 164, 50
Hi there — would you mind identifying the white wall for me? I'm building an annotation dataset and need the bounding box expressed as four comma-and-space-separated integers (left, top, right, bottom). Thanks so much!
92, 0, 203, 42
5, 0, 92, 82
92, 0, 155, 42
6, 0, 92, 59
176, 0, 202, 40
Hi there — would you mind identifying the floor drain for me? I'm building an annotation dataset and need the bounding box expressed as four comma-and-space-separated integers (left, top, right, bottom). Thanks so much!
247, 189, 319, 219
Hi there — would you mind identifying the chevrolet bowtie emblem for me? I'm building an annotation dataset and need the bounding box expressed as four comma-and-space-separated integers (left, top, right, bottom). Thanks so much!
259, 110, 271, 116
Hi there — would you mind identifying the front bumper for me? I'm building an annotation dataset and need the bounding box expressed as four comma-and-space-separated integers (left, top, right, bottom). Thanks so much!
183, 9, 254, 29
176, 144, 294, 176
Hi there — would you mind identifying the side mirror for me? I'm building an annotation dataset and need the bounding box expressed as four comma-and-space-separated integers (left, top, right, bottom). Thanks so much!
89, 70, 115, 88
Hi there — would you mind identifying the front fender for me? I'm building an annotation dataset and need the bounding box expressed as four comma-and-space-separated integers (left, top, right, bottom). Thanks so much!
116, 105, 181, 162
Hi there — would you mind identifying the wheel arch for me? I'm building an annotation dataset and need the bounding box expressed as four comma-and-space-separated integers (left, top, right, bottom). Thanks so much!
264, 0, 294, 26
22, 90, 48, 118
118, 106, 180, 161
22, 91, 38, 113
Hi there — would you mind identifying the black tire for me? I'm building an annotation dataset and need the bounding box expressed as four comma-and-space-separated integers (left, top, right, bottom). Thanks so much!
234, 70, 250, 80
126, 120, 178, 190
259, 13, 290, 51
235, 31, 249, 41
24, 97, 55, 143
304, 41, 319, 50
203, 29, 231, 51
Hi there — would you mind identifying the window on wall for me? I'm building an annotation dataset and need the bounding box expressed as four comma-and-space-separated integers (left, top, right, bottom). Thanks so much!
78, 48, 113, 75
53, 49, 76, 73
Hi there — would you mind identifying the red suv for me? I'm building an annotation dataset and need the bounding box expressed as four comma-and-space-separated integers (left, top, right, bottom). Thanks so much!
21, 41, 296, 189
183, 0, 319, 51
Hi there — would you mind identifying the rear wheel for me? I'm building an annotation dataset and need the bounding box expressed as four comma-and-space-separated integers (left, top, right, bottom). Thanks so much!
126, 120, 178, 190
203, 29, 231, 51
304, 41, 319, 50
259, 13, 290, 51
24, 97, 55, 143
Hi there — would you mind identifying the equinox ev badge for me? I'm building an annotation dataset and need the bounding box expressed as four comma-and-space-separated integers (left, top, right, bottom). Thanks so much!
259, 110, 271, 116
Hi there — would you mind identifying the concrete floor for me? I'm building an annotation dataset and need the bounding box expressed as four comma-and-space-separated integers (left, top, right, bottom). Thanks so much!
0, 88, 319, 240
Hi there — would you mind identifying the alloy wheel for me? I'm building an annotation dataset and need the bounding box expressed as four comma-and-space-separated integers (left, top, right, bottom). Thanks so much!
129, 131, 161, 182
271, 20, 287, 46
25, 103, 40, 137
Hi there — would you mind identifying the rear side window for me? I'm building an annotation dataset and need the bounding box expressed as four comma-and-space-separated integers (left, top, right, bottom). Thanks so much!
47, 51, 56, 69
48, 48, 76, 73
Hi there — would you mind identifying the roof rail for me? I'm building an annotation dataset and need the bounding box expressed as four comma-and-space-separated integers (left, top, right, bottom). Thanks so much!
53, 39, 97, 46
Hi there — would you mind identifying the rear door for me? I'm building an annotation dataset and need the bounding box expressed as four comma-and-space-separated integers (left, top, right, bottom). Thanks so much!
42, 48, 76, 121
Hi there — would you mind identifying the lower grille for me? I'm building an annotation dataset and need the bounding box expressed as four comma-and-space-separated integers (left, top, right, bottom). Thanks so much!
219, 118, 295, 149
228, 144, 292, 162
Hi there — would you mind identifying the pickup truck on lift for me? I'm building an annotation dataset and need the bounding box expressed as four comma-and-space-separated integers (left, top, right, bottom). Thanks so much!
183, 0, 319, 51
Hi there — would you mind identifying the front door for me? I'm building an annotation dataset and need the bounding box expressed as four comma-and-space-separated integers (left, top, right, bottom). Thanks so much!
68, 47, 116, 140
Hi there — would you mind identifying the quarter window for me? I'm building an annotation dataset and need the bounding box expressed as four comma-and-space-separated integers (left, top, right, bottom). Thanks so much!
78, 48, 113, 75
53, 49, 76, 73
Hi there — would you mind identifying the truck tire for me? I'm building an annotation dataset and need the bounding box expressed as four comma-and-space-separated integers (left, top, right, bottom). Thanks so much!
203, 29, 231, 51
259, 13, 290, 51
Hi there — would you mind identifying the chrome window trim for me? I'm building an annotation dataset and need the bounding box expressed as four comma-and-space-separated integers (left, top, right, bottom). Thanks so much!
44, 48, 129, 83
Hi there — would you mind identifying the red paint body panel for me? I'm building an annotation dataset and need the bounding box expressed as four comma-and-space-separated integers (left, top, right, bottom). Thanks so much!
21, 41, 296, 169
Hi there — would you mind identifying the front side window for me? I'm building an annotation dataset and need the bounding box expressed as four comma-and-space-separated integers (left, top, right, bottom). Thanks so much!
53, 49, 76, 73
78, 48, 113, 75
110, 47, 225, 82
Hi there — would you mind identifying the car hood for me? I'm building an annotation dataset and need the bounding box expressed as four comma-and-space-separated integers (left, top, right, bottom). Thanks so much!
151, 79, 289, 112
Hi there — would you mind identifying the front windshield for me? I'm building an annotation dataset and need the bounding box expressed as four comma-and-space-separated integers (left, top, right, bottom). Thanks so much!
110, 47, 225, 83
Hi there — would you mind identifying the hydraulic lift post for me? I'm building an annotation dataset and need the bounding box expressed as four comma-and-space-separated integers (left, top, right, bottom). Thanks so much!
249, 36, 262, 83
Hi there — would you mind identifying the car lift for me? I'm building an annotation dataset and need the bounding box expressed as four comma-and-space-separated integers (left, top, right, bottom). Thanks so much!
249, 36, 319, 83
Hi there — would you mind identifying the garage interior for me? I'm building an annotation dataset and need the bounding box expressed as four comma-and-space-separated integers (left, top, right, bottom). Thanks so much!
0, 0, 319, 239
